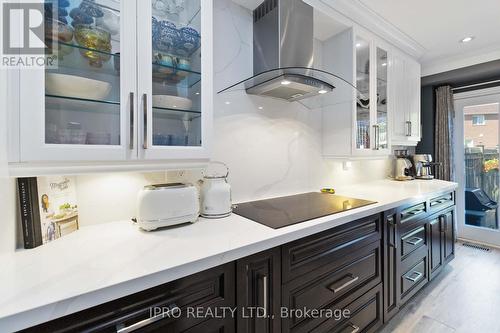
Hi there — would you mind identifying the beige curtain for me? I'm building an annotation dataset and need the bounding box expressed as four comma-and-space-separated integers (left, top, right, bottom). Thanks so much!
434, 85, 455, 181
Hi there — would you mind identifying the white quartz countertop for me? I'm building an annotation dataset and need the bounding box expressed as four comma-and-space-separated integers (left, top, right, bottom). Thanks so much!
0, 179, 457, 331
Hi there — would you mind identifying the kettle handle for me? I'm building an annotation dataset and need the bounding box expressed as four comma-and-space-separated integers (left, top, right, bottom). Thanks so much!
203, 161, 229, 178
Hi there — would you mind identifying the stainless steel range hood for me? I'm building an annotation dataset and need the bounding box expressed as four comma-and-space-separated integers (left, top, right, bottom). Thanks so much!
249, 0, 334, 101
218, 0, 362, 108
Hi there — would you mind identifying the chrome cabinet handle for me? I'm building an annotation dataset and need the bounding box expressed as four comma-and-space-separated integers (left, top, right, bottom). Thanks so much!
129, 92, 134, 150
328, 274, 359, 293
409, 121, 412, 136
142, 93, 148, 149
116, 304, 180, 333
408, 209, 425, 216
262, 275, 268, 315
404, 271, 423, 283
387, 216, 397, 249
405, 121, 412, 136
405, 237, 423, 246
347, 324, 360, 333
373, 125, 380, 150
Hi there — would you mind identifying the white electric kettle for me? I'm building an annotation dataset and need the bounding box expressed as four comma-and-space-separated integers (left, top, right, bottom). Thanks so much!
199, 162, 232, 218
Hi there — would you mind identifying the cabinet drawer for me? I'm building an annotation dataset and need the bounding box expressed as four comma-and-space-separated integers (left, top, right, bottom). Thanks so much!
429, 192, 454, 213
399, 202, 427, 224
401, 259, 427, 297
282, 214, 381, 283
400, 225, 426, 258
282, 242, 381, 332
311, 284, 383, 333
22, 263, 235, 333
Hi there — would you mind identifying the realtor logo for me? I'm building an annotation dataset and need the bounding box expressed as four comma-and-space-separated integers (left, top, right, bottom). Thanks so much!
1, 2, 56, 68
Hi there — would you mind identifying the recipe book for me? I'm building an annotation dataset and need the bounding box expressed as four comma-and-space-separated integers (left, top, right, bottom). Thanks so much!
18, 176, 79, 249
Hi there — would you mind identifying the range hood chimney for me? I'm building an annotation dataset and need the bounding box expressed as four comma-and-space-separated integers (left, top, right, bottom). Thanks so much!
246, 0, 334, 102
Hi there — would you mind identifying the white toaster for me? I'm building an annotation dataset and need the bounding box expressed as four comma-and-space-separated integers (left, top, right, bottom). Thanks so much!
137, 183, 200, 231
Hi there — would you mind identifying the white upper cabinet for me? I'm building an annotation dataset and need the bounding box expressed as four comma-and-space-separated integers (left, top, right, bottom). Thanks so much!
9, 0, 213, 171
322, 27, 393, 158
390, 50, 421, 146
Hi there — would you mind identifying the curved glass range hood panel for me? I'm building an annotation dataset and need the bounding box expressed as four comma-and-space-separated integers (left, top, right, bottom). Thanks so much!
217, 67, 368, 110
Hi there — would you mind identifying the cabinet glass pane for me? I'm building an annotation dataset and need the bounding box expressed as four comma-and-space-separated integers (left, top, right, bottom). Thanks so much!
376, 47, 388, 150
355, 37, 370, 150
44, 0, 121, 146
151, 0, 202, 147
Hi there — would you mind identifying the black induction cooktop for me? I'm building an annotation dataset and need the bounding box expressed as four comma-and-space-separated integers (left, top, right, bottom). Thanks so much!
233, 192, 376, 229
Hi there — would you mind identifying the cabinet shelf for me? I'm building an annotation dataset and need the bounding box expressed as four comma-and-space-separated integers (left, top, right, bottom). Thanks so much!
46, 94, 120, 116
49, 40, 120, 59
152, 63, 201, 88
153, 106, 201, 121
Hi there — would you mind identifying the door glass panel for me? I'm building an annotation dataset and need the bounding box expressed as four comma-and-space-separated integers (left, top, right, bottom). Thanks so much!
464, 102, 499, 229
151, 0, 202, 147
376, 47, 388, 149
44, 0, 121, 146
355, 37, 370, 150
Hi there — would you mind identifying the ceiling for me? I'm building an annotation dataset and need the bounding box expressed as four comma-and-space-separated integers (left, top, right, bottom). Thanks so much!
358, 0, 500, 66
231, 0, 500, 74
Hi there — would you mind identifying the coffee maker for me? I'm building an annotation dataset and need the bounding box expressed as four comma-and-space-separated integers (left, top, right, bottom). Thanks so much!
412, 154, 440, 180
394, 150, 414, 181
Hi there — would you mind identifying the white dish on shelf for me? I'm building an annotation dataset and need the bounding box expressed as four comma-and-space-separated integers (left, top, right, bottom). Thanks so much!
152, 95, 193, 110
45, 73, 112, 101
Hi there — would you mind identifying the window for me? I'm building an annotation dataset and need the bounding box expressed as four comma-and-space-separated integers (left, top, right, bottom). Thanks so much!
472, 115, 486, 125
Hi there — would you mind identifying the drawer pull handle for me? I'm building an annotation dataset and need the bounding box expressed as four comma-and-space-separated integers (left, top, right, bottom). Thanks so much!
405, 237, 423, 246
348, 324, 360, 333
116, 304, 180, 333
404, 271, 423, 283
328, 274, 359, 293
432, 198, 449, 205
407, 209, 425, 216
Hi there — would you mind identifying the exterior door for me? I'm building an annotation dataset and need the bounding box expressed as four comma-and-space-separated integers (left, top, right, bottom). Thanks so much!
19, 0, 137, 161
454, 87, 500, 246
137, 0, 212, 160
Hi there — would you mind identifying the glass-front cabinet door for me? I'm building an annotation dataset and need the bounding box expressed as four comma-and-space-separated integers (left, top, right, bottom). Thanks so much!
137, 0, 212, 160
375, 46, 389, 150
354, 35, 371, 152
353, 33, 391, 156
19, 0, 137, 161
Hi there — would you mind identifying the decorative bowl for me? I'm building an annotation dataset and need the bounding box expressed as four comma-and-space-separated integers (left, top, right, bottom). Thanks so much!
69, 8, 93, 26
155, 20, 179, 53
177, 26, 200, 55
45, 18, 74, 43
45, 73, 112, 100
154, 53, 175, 75
79, 0, 104, 18
74, 24, 111, 67
152, 95, 192, 110
176, 58, 191, 77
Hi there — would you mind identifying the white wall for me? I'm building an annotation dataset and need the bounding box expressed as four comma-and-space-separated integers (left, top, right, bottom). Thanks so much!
75, 172, 167, 227
211, 0, 391, 203
0, 67, 18, 254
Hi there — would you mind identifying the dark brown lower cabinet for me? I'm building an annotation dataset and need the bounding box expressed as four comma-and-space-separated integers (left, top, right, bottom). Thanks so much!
383, 210, 399, 322
429, 207, 456, 281
310, 284, 383, 333
442, 208, 456, 263
20, 263, 236, 333
429, 215, 444, 279
383, 193, 456, 325
21, 195, 456, 333
236, 248, 281, 333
